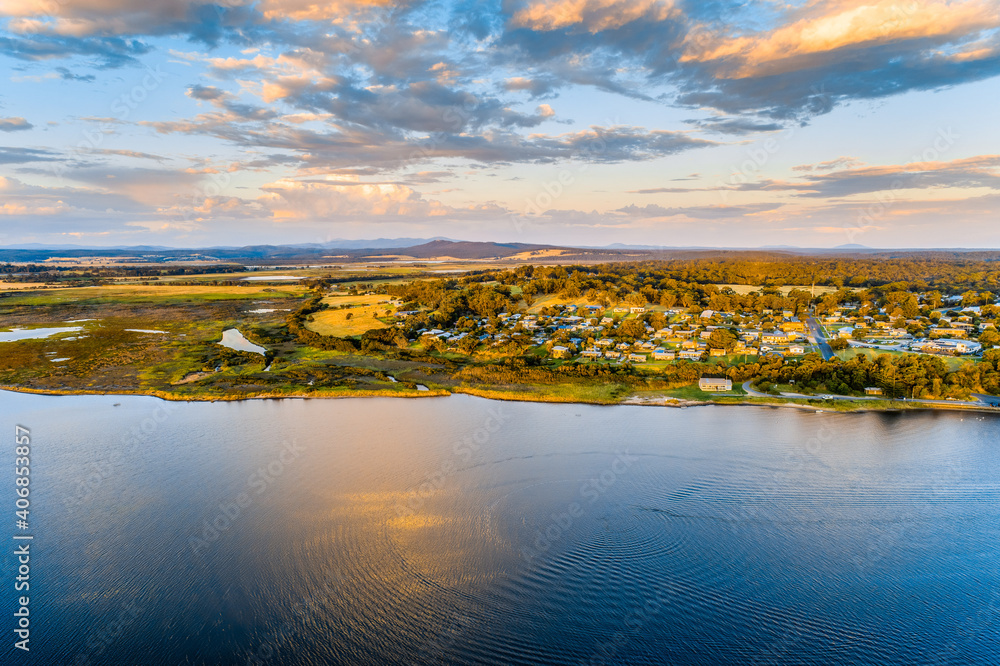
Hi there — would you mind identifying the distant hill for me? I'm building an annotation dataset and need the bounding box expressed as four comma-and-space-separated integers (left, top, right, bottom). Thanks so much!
364, 240, 555, 259
1, 239, 998, 264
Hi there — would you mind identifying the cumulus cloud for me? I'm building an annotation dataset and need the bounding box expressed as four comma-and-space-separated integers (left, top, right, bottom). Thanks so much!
0, 117, 33, 131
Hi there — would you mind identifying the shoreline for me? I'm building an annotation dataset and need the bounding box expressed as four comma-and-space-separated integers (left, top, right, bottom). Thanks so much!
2, 383, 998, 415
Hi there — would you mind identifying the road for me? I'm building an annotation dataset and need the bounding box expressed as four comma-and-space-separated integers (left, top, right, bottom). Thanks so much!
742, 380, 992, 409
806, 316, 835, 360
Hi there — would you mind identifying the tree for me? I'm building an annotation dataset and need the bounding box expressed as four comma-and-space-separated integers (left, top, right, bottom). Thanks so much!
979, 329, 1000, 349
829, 338, 849, 351
617, 318, 646, 340
707, 329, 737, 351
659, 292, 678, 309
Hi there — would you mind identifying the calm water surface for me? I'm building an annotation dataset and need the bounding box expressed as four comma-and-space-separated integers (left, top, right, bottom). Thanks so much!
1, 391, 998, 665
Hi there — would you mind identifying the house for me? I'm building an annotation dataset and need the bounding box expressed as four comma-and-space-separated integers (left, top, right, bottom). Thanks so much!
789, 345, 805, 354
678, 350, 703, 360
780, 320, 806, 333
580, 349, 602, 359
930, 327, 967, 338
603, 350, 621, 359
699, 377, 732, 392
709, 348, 727, 357
630, 306, 646, 314
628, 353, 647, 362
761, 331, 788, 344
700, 310, 715, 319
596, 338, 615, 347
652, 349, 675, 360
864, 387, 883, 396
550, 346, 571, 359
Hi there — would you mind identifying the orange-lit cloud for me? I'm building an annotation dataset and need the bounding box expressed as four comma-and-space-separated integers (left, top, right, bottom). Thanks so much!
510, 0, 675, 32
681, 0, 1000, 78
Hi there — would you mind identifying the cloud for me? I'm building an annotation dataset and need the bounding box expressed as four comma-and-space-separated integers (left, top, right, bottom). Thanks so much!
54, 66, 96, 81
686, 117, 783, 135
0, 117, 33, 131
0, 146, 60, 162
792, 156, 863, 172
615, 202, 783, 219
673, 0, 1000, 120
256, 175, 505, 222
0, 174, 148, 216
0, 33, 153, 67
793, 154, 1000, 198
509, 0, 675, 33
502, 76, 560, 97
632, 154, 1000, 199
143, 114, 718, 169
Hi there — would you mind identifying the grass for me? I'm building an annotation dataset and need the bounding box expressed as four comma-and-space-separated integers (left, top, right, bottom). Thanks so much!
836, 346, 972, 370
0, 282, 51, 291
0, 284, 307, 306
304, 294, 398, 336
660, 384, 745, 401
455, 381, 631, 404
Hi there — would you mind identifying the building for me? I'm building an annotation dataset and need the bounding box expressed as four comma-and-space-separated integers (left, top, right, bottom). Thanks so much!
628, 353, 647, 362
930, 327, 968, 338
788, 345, 805, 355
709, 348, 727, 357
550, 346, 571, 359
699, 377, 732, 392
780, 321, 806, 333
924, 338, 980, 354
652, 349, 675, 360
865, 387, 883, 396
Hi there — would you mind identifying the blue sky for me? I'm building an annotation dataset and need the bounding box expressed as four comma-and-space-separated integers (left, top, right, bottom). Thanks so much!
1, 0, 999, 248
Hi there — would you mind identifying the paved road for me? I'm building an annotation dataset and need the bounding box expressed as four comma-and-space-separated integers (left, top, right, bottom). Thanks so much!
806, 316, 835, 360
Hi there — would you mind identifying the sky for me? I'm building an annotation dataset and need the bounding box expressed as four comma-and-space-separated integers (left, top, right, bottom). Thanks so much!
0, 0, 999, 249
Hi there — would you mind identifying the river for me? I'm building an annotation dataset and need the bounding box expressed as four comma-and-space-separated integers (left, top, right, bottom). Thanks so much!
0, 391, 997, 665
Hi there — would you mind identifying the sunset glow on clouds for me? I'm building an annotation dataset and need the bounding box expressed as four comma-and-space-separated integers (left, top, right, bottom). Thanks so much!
0, 0, 998, 247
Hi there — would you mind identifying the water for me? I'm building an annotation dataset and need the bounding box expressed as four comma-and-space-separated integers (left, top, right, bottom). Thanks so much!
0, 391, 998, 665
219, 328, 267, 355
241, 276, 302, 281
0, 325, 83, 342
